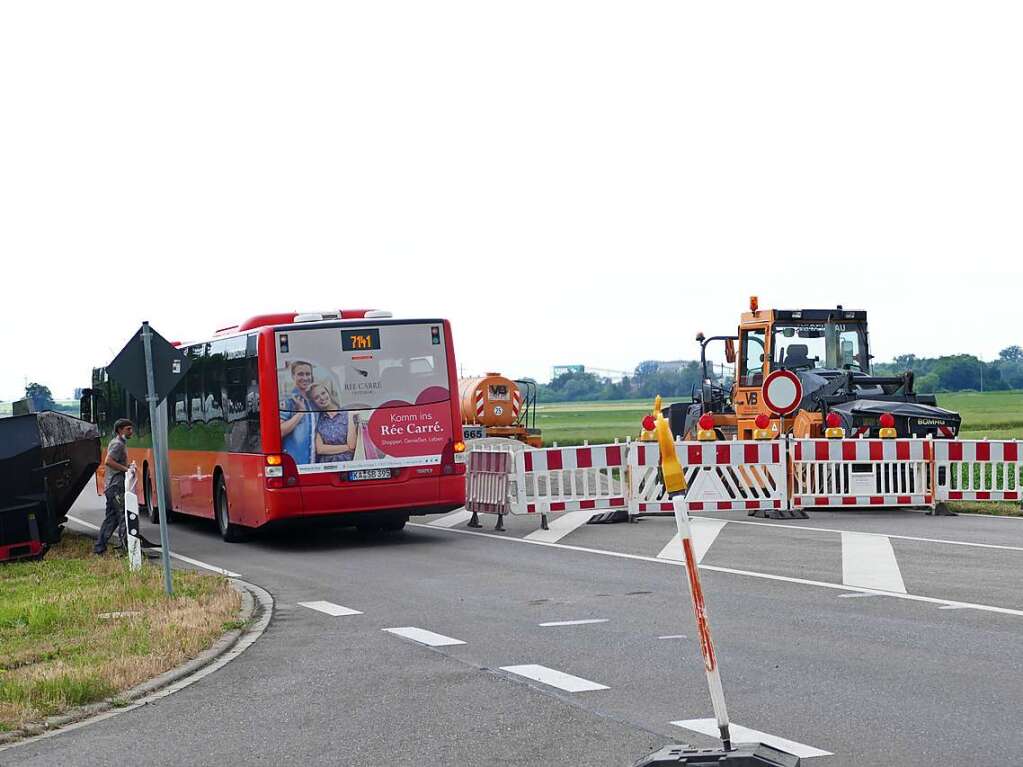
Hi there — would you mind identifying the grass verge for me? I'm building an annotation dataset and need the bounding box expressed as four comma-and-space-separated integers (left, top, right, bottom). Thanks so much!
0, 533, 241, 732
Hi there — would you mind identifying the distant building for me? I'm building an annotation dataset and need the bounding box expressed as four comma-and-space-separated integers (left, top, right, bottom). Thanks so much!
552, 364, 585, 378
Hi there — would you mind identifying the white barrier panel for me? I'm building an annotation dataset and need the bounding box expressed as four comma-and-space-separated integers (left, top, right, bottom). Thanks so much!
628, 441, 786, 515
790, 439, 933, 509
678, 441, 786, 514
516, 443, 628, 515
627, 442, 698, 515
465, 450, 513, 515
934, 440, 1022, 503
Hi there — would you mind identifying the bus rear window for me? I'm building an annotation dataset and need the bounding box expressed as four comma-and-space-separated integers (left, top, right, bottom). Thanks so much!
276, 324, 449, 412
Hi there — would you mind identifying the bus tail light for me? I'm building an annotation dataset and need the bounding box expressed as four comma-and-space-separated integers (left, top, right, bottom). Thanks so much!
266, 454, 300, 489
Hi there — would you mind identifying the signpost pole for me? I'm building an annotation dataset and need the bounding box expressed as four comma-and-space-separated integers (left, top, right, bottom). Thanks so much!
142, 322, 174, 596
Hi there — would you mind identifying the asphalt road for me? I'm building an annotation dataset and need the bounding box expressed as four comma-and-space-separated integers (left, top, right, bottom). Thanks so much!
5, 493, 1023, 766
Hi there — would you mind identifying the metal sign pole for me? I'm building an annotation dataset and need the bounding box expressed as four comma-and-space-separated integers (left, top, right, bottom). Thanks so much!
142, 322, 174, 596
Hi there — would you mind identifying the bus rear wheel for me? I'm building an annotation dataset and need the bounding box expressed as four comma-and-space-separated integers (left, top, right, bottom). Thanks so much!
143, 468, 159, 523
215, 478, 247, 543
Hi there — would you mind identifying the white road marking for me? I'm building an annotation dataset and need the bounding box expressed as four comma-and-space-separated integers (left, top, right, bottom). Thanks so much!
939, 604, 971, 610
500, 664, 609, 692
383, 626, 466, 646
299, 601, 363, 616
717, 517, 1023, 553
428, 509, 474, 527
671, 719, 832, 758
657, 518, 728, 563
841, 532, 907, 593
658, 634, 687, 639
67, 514, 241, 577
538, 619, 608, 627
409, 522, 1023, 618
524, 510, 594, 543
837, 592, 885, 599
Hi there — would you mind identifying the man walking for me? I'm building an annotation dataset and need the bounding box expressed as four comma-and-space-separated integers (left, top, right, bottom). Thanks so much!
95, 418, 134, 555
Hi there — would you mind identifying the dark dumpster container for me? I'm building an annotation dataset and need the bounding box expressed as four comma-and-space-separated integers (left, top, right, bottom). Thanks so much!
0, 411, 100, 562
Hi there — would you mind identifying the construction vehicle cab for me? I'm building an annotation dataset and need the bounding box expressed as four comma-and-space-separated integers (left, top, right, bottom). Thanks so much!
669, 297, 961, 440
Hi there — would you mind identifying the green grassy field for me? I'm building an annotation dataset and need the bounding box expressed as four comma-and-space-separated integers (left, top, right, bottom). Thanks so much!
536, 390, 1023, 446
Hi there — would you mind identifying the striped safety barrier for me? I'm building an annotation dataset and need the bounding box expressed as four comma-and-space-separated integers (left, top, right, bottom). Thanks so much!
465, 438, 1023, 530
934, 440, 1023, 504
629, 440, 788, 517
790, 438, 933, 509
465, 443, 629, 530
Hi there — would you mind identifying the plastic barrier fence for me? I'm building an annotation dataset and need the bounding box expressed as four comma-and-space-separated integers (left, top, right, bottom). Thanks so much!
465, 438, 1023, 529
934, 440, 1022, 504
790, 439, 933, 509
465, 449, 513, 516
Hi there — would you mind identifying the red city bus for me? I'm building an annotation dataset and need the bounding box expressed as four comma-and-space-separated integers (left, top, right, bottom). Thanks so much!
86, 310, 467, 540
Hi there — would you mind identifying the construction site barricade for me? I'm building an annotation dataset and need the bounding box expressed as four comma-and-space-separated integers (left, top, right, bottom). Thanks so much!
933, 440, 1022, 507
790, 438, 934, 510
465, 443, 628, 530
628, 440, 787, 517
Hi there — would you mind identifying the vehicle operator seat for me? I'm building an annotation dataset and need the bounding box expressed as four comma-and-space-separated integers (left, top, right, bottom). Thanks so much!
783, 344, 813, 370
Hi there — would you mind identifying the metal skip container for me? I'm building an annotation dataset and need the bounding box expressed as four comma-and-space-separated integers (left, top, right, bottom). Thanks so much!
0, 411, 100, 562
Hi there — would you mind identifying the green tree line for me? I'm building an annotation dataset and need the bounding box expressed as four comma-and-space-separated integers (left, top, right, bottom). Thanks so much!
531, 345, 1023, 402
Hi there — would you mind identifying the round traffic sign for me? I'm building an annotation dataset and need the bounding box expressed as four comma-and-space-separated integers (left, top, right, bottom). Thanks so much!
762, 370, 803, 416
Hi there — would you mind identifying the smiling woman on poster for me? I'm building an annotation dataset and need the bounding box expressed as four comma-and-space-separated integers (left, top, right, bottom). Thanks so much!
309, 383, 357, 463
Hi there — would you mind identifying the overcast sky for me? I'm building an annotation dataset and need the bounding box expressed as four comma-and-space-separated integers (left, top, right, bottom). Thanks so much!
2, 2, 1020, 400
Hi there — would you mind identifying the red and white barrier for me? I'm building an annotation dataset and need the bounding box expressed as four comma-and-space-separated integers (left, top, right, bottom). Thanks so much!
465, 449, 514, 516
628, 440, 786, 516
465, 437, 1023, 528
934, 440, 1023, 504
790, 439, 933, 509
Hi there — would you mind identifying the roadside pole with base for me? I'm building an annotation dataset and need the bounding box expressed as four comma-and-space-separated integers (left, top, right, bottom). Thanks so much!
633, 415, 800, 767
142, 322, 174, 596
123, 465, 143, 572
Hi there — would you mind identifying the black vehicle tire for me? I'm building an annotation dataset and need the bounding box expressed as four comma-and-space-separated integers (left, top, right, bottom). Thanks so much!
215, 477, 247, 543
379, 513, 408, 533
144, 468, 160, 523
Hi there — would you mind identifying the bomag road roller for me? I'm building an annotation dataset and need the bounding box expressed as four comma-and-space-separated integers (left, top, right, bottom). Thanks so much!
663, 297, 962, 441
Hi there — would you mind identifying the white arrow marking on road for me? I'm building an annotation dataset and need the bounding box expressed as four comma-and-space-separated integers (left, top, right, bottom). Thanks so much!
657, 518, 728, 563
500, 664, 609, 692
299, 601, 363, 616
383, 627, 466, 646
538, 619, 608, 627
671, 719, 832, 758
428, 509, 474, 527
841, 532, 907, 593
525, 510, 595, 543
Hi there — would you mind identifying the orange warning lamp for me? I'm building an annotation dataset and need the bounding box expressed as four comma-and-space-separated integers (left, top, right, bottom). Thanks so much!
753, 413, 773, 440
879, 412, 897, 439
642, 415, 656, 432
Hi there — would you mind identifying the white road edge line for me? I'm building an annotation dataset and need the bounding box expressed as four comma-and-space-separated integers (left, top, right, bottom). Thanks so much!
383, 626, 466, 646
538, 619, 609, 627
658, 634, 687, 639
67, 514, 241, 577
299, 601, 363, 616
672, 719, 832, 758
841, 532, 907, 593
500, 664, 609, 692
408, 522, 1023, 618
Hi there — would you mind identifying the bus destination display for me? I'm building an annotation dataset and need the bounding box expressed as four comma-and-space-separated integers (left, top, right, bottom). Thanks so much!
342, 328, 381, 352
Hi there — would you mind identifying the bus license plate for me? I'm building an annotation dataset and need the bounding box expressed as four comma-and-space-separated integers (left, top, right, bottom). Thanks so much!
348, 469, 392, 481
